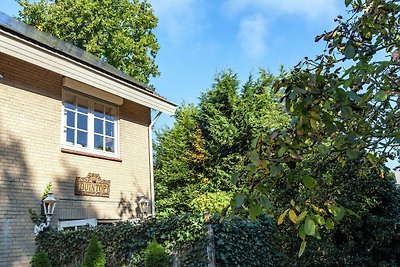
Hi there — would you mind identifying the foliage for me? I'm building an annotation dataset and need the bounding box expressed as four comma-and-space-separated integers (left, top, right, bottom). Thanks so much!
81, 234, 106, 267
212, 215, 282, 267
144, 240, 169, 267
273, 154, 400, 265
36, 214, 207, 267
34, 214, 278, 267
17, 0, 159, 84
155, 69, 289, 218
190, 191, 233, 215
232, 0, 400, 254
31, 250, 51, 267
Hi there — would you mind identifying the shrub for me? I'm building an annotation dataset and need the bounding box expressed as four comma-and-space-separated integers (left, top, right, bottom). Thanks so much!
31, 250, 51, 267
144, 240, 169, 267
81, 234, 106, 267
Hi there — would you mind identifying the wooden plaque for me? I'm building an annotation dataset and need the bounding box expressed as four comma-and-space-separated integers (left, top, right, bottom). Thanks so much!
75, 173, 110, 198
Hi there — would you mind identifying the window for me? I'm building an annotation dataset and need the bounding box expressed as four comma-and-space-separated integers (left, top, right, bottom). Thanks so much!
58, 218, 97, 231
62, 90, 118, 157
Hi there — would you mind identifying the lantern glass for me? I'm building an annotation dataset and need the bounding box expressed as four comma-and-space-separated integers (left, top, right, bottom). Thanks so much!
43, 192, 57, 216
138, 195, 149, 214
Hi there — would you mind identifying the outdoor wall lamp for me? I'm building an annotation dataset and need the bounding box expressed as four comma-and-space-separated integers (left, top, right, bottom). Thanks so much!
138, 195, 149, 218
34, 191, 57, 236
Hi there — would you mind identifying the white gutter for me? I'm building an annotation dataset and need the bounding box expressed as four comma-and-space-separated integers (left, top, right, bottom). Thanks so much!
149, 111, 162, 217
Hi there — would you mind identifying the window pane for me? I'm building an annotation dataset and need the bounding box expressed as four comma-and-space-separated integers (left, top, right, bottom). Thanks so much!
105, 121, 114, 137
105, 106, 115, 121
105, 137, 114, 152
94, 102, 104, 118
66, 128, 75, 144
77, 114, 87, 130
94, 118, 103, 134
66, 110, 75, 127
94, 134, 104, 150
77, 97, 89, 113
64, 93, 76, 110
77, 131, 88, 147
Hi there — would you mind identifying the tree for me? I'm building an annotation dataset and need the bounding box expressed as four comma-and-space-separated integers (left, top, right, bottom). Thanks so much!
154, 70, 288, 218
81, 234, 106, 267
17, 0, 159, 84
232, 0, 400, 255
154, 104, 208, 218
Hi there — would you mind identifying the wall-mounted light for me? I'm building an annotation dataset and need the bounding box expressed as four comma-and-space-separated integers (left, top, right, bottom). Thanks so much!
34, 192, 57, 236
138, 195, 149, 218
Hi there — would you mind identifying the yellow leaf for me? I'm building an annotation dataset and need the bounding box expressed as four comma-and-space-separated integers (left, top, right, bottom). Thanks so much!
290, 199, 295, 206
310, 119, 317, 129
277, 209, 289, 225
289, 209, 298, 223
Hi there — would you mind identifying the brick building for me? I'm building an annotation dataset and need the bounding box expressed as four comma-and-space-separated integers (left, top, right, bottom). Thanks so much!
0, 12, 176, 266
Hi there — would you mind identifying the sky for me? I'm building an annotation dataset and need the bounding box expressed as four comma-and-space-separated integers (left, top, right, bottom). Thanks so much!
0, 0, 344, 129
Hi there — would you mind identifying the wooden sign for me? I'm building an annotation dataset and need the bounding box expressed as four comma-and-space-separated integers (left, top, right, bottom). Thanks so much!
75, 173, 110, 198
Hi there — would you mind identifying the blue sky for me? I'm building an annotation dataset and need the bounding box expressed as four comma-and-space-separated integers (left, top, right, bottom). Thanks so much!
0, 0, 345, 129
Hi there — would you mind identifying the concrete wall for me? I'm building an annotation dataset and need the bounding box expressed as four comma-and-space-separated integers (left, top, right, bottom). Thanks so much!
0, 52, 152, 266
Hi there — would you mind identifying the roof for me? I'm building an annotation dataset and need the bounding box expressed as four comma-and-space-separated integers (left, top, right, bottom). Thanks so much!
0, 11, 177, 114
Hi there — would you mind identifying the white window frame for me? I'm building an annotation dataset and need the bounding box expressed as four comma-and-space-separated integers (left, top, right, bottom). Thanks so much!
58, 218, 97, 231
61, 89, 120, 158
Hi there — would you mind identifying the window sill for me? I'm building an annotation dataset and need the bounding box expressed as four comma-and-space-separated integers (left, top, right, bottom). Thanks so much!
61, 148, 122, 162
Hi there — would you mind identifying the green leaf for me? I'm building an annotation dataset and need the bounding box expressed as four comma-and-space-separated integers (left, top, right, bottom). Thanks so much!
346, 208, 359, 217
297, 211, 308, 223
278, 146, 288, 157
325, 218, 335, 230
333, 206, 345, 222
345, 0, 352, 6
289, 210, 298, 223
298, 240, 306, 257
317, 144, 329, 156
233, 194, 244, 208
249, 150, 259, 163
231, 172, 240, 184
374, 90, 388, 101
344, 43, 356, 59
348, 91, 361, 101
261, 196, 272, 209
315, 215, 325, 225
302, 175, 316, 189
249, 204, 262, 220
298, 224, 306, 240
346, 150, 360, 160
304, 218, 316, 236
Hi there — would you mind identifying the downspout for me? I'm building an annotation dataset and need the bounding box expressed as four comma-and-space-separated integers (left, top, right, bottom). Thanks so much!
149, 111, 162, 217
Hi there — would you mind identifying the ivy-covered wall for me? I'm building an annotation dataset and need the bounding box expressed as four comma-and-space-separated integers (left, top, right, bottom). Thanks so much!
35, 215, 279, 267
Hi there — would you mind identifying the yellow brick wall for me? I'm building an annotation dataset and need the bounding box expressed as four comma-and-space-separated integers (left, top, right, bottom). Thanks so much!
0, 53, 152, 266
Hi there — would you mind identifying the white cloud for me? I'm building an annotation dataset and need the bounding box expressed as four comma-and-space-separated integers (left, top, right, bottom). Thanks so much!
224, 0, 339, 20
238, 14, 268, 58
149, 0, 207, 43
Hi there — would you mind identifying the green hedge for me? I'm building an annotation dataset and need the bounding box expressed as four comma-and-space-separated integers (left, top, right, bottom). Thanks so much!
36, 214, 207, 267
212, 215, 282, 267
35, 214, 278, 267
35, 212, 399, 266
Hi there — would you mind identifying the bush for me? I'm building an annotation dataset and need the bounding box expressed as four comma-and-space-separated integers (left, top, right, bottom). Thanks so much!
81, 234, 106, 267
144, 240, 169, 267
31, 250, 51, 267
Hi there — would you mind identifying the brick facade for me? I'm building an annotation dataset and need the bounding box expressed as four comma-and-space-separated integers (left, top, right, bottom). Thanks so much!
0, 53, 152, 266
